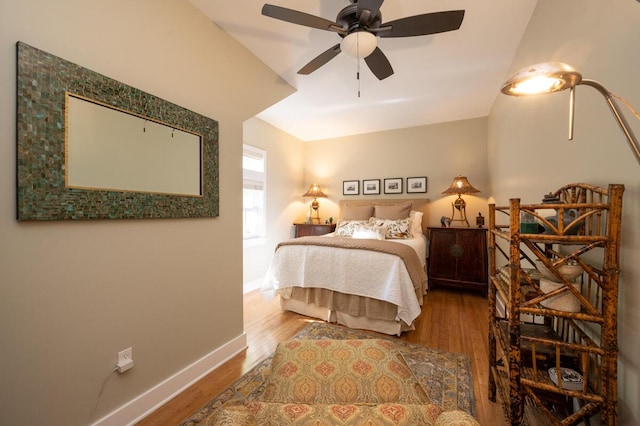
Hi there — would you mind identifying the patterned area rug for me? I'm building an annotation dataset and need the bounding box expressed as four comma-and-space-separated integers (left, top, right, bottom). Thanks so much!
181, 322, 475, 425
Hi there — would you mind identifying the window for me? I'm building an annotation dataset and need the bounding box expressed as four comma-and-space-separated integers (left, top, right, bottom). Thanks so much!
243, 145, 266, 242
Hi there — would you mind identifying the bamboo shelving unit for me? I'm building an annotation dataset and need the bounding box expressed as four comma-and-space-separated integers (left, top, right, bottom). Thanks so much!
487, 183, 624, 425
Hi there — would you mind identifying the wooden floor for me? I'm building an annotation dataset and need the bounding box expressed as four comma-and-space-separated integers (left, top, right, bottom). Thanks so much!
137, 288, 506, 426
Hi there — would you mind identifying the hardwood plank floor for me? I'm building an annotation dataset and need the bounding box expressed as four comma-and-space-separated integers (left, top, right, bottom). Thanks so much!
137, 288, 506, 426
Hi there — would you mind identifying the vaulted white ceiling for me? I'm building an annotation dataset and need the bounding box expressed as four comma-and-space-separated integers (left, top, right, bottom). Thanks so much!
191, 0, 537, 141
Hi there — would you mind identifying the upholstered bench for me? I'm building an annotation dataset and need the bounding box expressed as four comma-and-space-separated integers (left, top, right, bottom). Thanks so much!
207, 339, 480, 425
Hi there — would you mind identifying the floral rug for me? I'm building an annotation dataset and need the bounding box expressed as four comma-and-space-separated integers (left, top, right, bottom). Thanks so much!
181, 322, 475, 425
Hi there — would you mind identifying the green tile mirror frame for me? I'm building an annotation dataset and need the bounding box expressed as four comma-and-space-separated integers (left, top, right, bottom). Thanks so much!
16, 42, 219, 220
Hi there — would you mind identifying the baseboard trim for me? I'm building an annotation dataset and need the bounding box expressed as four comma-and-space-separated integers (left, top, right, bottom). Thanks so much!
91, 332, 247, 426
243, 277, 263, 294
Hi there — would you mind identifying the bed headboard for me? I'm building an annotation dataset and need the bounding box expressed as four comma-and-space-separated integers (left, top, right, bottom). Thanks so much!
338, 198, 430, 234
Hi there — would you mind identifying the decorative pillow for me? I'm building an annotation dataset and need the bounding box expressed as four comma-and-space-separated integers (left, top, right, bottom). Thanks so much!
261, 339, 429, 404
341, 204, 375, 221
351, 225, 387, 240
374, 201, 412, 220
409, 210, 424, 236
371, 218, 412, 239
335, 220, 373, 237
244, 401, 445, 426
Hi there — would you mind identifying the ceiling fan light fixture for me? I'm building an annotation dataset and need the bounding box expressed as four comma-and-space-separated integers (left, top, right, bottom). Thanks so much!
341, 31, 377, 59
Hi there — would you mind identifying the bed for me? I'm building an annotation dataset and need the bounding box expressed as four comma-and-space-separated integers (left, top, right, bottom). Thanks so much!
261, 199, 429, 335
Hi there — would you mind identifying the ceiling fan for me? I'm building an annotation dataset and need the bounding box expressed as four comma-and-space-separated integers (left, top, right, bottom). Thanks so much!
262, 0, 465, 80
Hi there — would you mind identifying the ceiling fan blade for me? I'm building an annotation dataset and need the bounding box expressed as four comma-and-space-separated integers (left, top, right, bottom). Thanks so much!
298, 44, 342, 75
357, 0, 384, 25
262, 4, 346, 34
364, 47, 394, 80
378, 10, 465, 38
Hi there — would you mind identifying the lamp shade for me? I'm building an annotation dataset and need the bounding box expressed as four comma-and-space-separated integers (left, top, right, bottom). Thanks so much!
442, 176, 480, 195
500, 61, 640, 166
501, 62, 582, 96
340, 31, 377, 59
302, 183, 327, 198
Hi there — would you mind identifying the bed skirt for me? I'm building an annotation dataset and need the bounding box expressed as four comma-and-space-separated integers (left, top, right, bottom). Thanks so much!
279, 287, 421, 335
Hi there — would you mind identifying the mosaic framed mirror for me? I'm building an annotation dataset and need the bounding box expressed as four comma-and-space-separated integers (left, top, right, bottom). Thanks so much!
16, 42, 219, 220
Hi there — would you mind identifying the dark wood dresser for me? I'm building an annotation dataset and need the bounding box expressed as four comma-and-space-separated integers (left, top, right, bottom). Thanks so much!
427, 226, 488, 295
293, 223, 336, 238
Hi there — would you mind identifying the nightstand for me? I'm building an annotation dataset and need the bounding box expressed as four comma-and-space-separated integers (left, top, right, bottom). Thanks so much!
427, 226, 488, 295
293, 223, 336, 238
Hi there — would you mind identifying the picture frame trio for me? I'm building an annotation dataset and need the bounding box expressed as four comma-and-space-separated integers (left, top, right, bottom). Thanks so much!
342, 177, 427, 196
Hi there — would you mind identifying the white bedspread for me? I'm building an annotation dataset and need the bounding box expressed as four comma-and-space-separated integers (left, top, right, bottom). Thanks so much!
262, 235, 426, 326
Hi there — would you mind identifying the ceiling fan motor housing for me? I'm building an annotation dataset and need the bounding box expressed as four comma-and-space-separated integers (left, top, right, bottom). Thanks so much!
337, 4, 382, 36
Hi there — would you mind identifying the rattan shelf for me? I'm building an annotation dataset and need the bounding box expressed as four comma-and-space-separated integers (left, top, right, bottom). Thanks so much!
487, 183, 624, 425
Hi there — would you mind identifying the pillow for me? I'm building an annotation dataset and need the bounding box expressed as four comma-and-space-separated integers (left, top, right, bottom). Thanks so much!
341, 204, 375, 221
374, 201, 412, 220
409, 210, 424, 236
371, 218, 412, 239
351, 225, 388, 240
335, 219, 372, 237
261, 339, 429, 404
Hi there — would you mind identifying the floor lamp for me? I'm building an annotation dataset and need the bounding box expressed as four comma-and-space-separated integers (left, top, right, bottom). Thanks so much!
501, 62, 640, 166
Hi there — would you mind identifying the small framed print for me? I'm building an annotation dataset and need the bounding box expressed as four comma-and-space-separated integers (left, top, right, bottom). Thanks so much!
406, 176, 427, 193
384, 178, 403, 194
343, 180, 359, 196
362, 179, 381, 195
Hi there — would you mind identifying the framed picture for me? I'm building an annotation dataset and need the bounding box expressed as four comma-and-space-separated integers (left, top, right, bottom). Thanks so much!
384, 178, 403, 194
362, 179, 381, 195
342, 180, 359, 195
406, 176, 427, 193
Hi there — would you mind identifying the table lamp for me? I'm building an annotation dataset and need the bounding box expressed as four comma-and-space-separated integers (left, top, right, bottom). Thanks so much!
442, 175, 480, 227
302, 183, 327, 224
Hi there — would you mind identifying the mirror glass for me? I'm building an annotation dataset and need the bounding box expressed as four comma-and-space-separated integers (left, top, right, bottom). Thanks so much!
66, 94, 202, 196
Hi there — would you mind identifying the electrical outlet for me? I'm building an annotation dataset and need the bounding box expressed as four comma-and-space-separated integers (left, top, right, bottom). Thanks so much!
116, 347, 134, 373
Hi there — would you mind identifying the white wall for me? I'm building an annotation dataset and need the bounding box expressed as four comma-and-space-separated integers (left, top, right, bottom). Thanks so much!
0, 1, 293, 424
304, 118, 489, 227
488, 0, 640, 423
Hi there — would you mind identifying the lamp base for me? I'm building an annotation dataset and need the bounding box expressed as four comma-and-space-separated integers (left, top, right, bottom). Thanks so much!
309, 203, 321, 224
450, 196, 470, 227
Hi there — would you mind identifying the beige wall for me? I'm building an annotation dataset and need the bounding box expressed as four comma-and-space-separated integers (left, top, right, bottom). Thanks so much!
303, 118, 489, 227
242, 118, 305, 289
245, 117, 490, 302
3, 0, 638, 424
0, 0, 293, 424
489, 0, 640, 422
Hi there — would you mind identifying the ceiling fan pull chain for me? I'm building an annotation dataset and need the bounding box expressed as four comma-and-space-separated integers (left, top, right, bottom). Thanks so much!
357, 34, 361, 98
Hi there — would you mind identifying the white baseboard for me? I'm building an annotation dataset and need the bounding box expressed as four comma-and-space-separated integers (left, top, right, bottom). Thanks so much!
243, 277, 263, 294
91, 332, 247, 426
